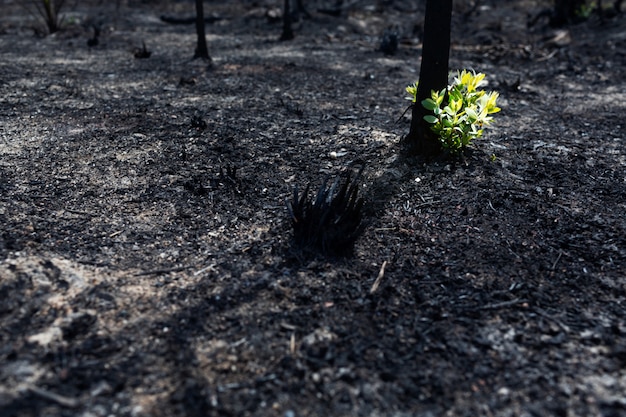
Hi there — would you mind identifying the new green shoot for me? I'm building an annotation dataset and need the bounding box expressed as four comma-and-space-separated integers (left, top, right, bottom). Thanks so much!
406, 70, 501, 154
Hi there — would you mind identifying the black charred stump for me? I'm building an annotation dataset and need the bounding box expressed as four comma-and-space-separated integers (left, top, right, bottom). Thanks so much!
190, 115, 207, 130
87, 25, 100, 47
287, 167, 365, 256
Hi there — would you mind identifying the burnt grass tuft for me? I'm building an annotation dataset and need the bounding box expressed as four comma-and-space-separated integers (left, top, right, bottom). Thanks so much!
287, 167, 365, 257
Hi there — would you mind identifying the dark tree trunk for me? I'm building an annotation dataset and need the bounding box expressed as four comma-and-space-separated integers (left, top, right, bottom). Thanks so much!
280, 0, 294, 41
193, 0, 211, 60
405, 0, 452, 156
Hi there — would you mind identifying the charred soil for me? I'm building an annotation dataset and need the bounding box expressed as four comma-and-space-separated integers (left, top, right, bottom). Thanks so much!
1, 1, 625, 416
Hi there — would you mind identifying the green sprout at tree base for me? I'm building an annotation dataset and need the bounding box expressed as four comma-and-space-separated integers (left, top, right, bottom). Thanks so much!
406, 70, 501, 154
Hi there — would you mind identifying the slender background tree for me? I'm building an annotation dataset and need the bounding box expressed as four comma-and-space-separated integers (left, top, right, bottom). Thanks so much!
194, 0, 211, 60
20, 0, 66, 34
280, 0, 294, 41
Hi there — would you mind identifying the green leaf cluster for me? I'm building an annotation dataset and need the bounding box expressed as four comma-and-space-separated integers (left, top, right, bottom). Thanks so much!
406, 70, 501, 154
576, 1, 595, 18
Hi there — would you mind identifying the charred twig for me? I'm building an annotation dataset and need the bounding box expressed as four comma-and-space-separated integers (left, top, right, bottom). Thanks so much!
27, 385, 79, 408
533, 307, 570, 333
458, 298, 529, 311
370, 261, 388, 294
133, 266, 189, 276
551, 251, 563, 271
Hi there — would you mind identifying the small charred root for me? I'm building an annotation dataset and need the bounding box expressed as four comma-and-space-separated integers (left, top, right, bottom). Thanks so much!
190, 115, 207, 130
182, 164, 241, 196
287, 167, 365, 256
134, 41, 151, 59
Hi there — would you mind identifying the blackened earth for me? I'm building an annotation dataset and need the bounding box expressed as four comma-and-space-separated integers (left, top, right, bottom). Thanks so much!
1, 1, 625, 416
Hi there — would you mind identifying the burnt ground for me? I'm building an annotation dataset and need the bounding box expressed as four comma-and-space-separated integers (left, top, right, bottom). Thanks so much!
0, 0, 625, 416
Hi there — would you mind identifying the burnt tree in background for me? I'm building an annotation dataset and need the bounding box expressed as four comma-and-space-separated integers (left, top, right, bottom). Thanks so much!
280, 0, 294, 41
42, 0, 63, 33
194, 0, 211, 60
21, 0, 65, 34
280, 0, 311, 40
405, 0, 452, 156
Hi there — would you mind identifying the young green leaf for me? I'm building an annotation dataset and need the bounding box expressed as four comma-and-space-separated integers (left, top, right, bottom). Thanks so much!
422, 99, 438, 111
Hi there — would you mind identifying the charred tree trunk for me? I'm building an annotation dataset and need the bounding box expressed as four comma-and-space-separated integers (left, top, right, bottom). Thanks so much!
193, 0, 211, 60
405, 0, 452, 156
280, 0, 294, 41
